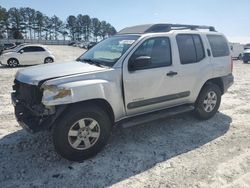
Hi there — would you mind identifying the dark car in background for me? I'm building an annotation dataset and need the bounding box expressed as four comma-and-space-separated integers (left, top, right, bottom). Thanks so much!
3, 43, 16, 50
87, 42, 97, 49
243, 49, 250, 63
0, 43, 16, 55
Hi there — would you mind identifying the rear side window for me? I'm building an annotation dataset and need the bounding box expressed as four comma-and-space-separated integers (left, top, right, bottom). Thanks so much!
207, 35, 230, 57
176, 34, 205, 64
33, 47, 45, 52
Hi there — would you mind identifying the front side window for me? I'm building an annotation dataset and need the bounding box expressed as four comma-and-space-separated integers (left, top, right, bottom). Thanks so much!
207, 35, 230, 57
176, 34, 205, 64
130, 37, 172, 69
21, 47, 33, 53
78, 35, 140, 67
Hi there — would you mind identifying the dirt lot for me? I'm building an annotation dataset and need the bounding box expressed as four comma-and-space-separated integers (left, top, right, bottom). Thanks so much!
0, 45, 250, 188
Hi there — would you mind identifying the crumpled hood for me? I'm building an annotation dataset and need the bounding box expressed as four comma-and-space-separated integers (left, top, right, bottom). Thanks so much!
15, 61, 106, 85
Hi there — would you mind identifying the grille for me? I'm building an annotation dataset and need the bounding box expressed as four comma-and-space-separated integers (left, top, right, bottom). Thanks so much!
13, 79, 43, 105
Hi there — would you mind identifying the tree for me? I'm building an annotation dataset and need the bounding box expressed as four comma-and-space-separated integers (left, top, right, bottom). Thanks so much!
81, 15, 91, 41
107, 26, 116, 36
66, 15, 77, 40
35, 11, 45, 39
0, 6, 9, 38
91, 18, 101, 41
43, 16, 52, 40
19, 7, 28, 38
24, 7, 36, 39
8, 8, 24, 38
10, 27, 23, 39
61, 30, 68, 41
51, 15, 63, 40
0, 5, 117, 41
100, 21, 108, 39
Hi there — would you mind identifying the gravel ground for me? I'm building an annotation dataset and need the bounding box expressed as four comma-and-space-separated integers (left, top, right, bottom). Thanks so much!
0, 45, 250, 188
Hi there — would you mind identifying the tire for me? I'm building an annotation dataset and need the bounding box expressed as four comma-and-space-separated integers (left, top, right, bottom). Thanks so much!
44, 57, 54, 64
53, 104, 112, 162
194, 83, 221, 120
243, 61, 248, 64
7, 58, 19, 67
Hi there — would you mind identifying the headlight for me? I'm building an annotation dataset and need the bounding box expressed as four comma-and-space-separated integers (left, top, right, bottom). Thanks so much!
42, 84, 72, 104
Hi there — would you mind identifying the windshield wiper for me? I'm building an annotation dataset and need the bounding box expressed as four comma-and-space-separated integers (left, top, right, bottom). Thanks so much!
81, 58, 109, 68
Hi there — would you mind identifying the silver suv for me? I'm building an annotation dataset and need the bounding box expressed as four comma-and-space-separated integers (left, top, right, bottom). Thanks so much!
11, 24, 234, 161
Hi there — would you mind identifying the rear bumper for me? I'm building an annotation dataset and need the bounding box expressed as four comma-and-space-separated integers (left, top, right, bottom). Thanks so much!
222, 73, 234, 93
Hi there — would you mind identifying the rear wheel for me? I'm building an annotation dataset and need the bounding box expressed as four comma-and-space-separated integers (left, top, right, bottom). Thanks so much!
53, 104, 112, 162
194, 83, 221, 120
243, 61, 248, 64
7, 58, 19, 67
44, 57, 54, 64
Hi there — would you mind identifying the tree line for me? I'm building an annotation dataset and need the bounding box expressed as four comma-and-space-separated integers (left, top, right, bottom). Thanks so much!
0, 6, 117, 41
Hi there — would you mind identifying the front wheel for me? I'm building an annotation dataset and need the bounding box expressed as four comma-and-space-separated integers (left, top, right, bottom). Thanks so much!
7, 58, 19, 67
53, 104, 112, 162
243, 61, 248, 64
194, 83, 221, 120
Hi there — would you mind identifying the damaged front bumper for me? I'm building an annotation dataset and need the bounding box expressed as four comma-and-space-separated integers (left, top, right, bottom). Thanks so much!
11, 92, 65, 133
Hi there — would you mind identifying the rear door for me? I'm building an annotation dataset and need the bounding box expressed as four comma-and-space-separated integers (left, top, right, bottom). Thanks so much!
174, 33, 212, 102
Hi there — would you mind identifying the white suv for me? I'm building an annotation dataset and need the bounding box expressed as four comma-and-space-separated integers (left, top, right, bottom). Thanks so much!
11, 24, 234, 161
0, 44, 55, 67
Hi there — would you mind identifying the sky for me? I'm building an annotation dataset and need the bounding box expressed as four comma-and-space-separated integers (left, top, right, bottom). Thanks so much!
1, 0, 250, 43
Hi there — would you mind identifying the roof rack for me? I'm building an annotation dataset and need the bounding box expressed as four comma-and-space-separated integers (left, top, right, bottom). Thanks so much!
118, 24, 216, 34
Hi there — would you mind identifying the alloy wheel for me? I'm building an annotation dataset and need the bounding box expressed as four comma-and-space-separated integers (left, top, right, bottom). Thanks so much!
203, 91, 217, 112
67, 118, 101, 150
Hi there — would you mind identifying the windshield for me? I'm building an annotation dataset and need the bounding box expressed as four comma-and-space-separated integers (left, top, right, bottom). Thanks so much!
77, 35, 140, 67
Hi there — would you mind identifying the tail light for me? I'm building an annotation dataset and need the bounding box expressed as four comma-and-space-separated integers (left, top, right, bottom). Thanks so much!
231, 56, 233, 72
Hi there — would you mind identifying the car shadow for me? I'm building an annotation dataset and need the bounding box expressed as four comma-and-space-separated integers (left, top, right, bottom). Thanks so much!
0, 65, 31, 69
0, 112, 232, 187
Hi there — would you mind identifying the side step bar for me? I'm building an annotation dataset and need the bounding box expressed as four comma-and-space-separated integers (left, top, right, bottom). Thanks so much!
118, 105, 195, 128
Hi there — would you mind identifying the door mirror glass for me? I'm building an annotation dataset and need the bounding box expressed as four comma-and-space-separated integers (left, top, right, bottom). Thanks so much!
19, 49, 24, 54
128, 56, 151, 71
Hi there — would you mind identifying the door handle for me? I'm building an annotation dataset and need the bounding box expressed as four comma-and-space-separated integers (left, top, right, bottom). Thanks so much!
166, 71, 178, 76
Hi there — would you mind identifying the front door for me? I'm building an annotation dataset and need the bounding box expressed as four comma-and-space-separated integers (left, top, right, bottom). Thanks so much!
18, 46, 40, 65
123, 36, 190, 116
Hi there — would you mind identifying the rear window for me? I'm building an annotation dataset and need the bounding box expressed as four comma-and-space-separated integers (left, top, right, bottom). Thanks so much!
207, 35, 230, 57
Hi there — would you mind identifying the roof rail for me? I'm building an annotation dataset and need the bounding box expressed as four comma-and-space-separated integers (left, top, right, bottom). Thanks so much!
118, 24, 216, 34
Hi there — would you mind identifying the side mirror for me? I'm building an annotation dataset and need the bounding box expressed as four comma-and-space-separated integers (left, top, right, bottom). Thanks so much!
19, 50, 24, 54
128, 56, 151, 71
